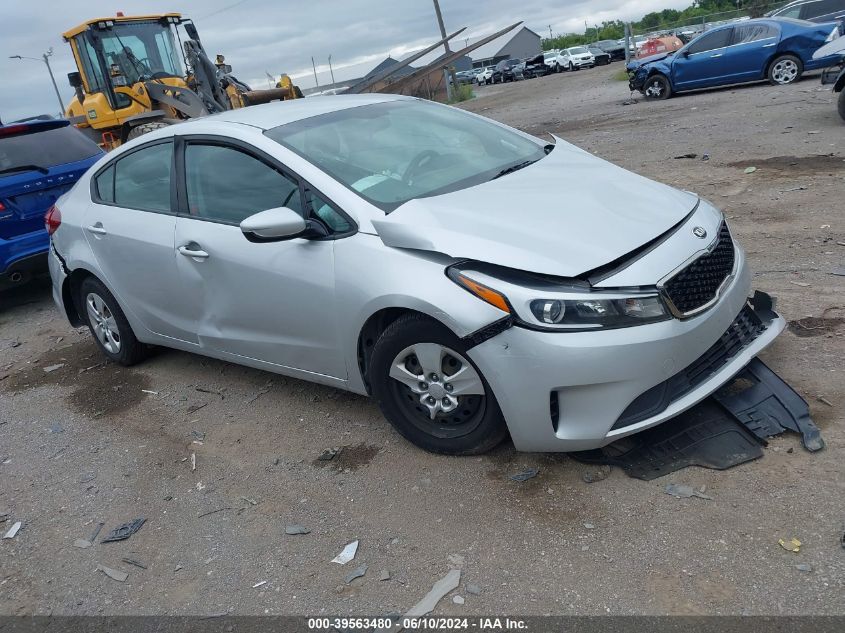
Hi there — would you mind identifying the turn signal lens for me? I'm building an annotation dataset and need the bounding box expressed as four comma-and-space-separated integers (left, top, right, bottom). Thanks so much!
449, 271, 511, 314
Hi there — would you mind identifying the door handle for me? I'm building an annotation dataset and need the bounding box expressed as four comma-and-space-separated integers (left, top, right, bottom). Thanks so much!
178, 244, 209, 259
710, 53, 723, 58
762, 43, 776, 48
86, 223, 107, 235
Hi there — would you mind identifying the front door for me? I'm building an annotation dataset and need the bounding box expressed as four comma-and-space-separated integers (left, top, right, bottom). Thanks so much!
83, 140, 196, 344
173, 139, 346, 379
672, 27, 733, 90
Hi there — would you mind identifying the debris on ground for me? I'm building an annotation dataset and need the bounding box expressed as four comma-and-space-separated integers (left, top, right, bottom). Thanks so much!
73, 538, 92, 549
3, 521, 22, 539
141, 390, 159, 395
466, 583, 481, 595
780, 186, 808, 193
122, 558, 147, 569
584, 523, 596, 529
190, 430, 206, 441
509, 467, 539, 482
452, 595, 465, 605
186, 403, 208, 415
42, 363, 65, 373
665, 483, 713, 500
318, 447, 340, 461
582, 465, 611, 483
830, 266, 845, 277
102, 517, 146, 543
50, 422, 64, 434
331, 540, 359, 564
252, 580, 267, 589
379, 569, 391, 581
795, 563, 813, 572
701, 153, 710, 161
240, 497, 258, 506
197, 507, 232, 519
816, 395, 834, 407
404, 569, 461, 618
244, 381, 273, 405
190, 453, 196, 472
778, 537, 802, 553
674, 153, 697, 159
744, 166, 757, 174
345, 564, 368, 584
96, 564, 128, 582
284, 525, 310, 535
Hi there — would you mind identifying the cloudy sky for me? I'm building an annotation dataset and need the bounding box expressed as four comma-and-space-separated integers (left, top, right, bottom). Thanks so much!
0, 0, 691, 121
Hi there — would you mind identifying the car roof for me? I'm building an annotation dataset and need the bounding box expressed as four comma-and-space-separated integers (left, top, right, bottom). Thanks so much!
193, 93, 409, 131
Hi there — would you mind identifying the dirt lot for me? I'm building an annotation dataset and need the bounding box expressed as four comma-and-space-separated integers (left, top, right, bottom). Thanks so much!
1, 64, 843, 617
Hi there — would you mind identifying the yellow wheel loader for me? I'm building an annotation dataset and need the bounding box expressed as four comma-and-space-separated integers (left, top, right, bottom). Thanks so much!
63, 13, 301, 149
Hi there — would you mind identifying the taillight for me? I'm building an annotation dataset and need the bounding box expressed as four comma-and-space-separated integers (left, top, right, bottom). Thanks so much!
0, 201, 6, 211
45, 205, 62, 235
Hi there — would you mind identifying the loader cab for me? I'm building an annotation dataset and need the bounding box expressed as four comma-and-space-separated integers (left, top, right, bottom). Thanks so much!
63, 14, 188, 131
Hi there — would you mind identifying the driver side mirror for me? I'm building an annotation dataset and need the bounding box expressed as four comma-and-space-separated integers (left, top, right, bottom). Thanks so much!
682, 50, 690, 58
240, 207, 307, 242
68, 71, 82, 88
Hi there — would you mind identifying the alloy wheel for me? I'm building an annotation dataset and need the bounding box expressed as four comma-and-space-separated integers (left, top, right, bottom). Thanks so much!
771, 59, 798, 85
86, 292, 122, 354
645, 79, 664, 98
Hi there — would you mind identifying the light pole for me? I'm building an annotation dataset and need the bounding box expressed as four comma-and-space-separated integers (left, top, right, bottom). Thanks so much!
311, 56, 320, 88
10, 48, 65, 117
432, 0, 454, 100
328, 55, 335, 85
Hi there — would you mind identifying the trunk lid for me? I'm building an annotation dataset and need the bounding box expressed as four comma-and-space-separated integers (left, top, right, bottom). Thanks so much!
372, 137, 698, 278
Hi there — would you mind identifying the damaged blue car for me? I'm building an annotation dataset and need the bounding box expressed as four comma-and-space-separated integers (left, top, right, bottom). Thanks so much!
628, 18, 844, 99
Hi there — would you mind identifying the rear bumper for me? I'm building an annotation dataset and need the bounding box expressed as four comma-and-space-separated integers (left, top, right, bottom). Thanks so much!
0, 230, 49, 289
468, 252, 785, 452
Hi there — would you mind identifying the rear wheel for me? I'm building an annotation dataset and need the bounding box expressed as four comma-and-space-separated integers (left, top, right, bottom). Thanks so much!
643, 74, 672, 100
79, 277, 147, 366
768, 55, 803, 85
126, 120, 170, 141
369, 314, 508, 455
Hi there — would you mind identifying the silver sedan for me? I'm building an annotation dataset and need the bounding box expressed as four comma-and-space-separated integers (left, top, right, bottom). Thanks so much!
47, 94, 784, 454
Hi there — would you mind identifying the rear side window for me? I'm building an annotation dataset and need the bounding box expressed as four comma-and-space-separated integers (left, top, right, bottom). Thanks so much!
185, 144, 303, 224
731, 24, 777, 44
0, 125, 101, 176
111, 142, 173, 212
804, 0, 843, 18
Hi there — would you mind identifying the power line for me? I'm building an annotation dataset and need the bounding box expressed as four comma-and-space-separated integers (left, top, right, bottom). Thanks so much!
197, 0, 253, 21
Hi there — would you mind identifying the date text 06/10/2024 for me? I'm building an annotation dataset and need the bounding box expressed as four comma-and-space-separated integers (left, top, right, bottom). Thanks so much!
307, 617, 528, 630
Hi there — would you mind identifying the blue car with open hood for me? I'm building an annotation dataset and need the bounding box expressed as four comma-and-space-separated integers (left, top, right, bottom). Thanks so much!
0, 118, 102, 290
628, 18, 844, 99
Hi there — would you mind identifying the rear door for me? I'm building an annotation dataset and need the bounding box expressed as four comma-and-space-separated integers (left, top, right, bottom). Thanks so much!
672, 27, 733, 90
83, 140, 194, 343
721, 22, 780, 82
0, 123, 101, 241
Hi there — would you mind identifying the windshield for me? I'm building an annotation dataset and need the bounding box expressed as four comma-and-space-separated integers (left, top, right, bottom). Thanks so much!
88, 21, 184, 86
265, 100, 546, 212
569, 47, 589, 55
0, 126, 101, 175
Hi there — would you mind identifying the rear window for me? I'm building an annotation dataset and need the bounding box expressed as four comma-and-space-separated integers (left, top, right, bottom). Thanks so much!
0, 125, 101, 176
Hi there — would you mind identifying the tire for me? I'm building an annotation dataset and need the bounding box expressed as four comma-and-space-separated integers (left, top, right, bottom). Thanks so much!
369, 313, 508, 455
554, 63, 560, 73
79, 277, 147, 366
839, 89, 845, 123
126, 120, 170, 141
643, 74, 672, 100
768, 54, 803, 86
570, 63, 576, 72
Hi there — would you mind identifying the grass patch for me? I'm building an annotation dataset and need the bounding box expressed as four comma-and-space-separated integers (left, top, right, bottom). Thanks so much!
612, 68, 630, 82
449, 83, 475, 103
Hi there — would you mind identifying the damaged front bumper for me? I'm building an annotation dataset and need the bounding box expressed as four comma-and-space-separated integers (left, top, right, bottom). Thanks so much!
467, 250, 786, 452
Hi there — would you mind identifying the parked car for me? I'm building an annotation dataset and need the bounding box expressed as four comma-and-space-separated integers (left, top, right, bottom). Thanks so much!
492, 58, 522, 82
815, 32, 845, 119
0, 119, 102, 290
768, 0, 845, 25
628, 18, 844, 100
554, 47, 595, 71
593, 39, 627, 61
476, 66, 495, 85
452, 70, 475, 85
543, 50, 559, 69
48, 94, 784, 455
636, 36, 685, 59
521, 53, 552, 78
587, 47, 612, 66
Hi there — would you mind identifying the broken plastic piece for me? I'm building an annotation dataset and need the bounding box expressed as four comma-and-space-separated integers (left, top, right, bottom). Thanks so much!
778, 537, 801, 553
284, 525, 310, 535
331, 540, 358, 564
665, 483, 712, 500
405, 569, 461, 618
510, 468, 539, 482
3, 521, 22, 539
345, 564, 368, 584
96, 565, 128, 582
102, 517, 146, 543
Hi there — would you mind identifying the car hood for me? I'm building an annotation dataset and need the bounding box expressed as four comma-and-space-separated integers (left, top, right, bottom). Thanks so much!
627, 52, 672, 70
371, 136, 699, 278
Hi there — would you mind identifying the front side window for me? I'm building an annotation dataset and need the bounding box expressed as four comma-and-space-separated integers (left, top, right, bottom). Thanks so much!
111, 142, 172, 212
184, 144, 302, 224
266, 100, 547, 212
687, 28, 732, 54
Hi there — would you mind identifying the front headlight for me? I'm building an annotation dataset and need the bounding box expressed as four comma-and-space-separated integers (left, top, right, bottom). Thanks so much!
448, 265, 671, 331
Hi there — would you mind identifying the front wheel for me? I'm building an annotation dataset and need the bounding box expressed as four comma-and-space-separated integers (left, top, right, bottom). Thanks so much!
643, 74, 672, 100
768, 54, 803, 85
369, 314, 508, 455
79, 277, 148, 366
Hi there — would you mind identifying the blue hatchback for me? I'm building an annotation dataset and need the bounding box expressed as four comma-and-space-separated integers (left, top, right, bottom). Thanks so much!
628, 18, 845, 99
0, 119, 102, 290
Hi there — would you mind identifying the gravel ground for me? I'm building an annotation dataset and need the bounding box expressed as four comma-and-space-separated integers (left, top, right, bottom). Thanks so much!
1, 63, 843, 617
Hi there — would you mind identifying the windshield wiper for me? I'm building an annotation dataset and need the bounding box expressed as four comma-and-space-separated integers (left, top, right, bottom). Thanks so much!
491, 159, 539, 180
0, 164, 49, 176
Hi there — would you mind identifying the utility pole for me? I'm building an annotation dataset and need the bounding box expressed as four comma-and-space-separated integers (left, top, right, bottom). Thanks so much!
548, 25, 553, 40
328, 55, 335, 84
10, 48, 64, 117
432, 0, 455, 100
311, 56, 320, 88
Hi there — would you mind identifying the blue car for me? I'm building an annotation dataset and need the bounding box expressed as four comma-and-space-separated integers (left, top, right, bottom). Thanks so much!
0, 119, 102, 290
628, 18, 844, 100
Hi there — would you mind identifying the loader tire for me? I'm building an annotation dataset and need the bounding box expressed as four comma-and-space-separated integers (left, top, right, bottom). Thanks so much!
839, 89, 845, 123
126, 120, 170, 141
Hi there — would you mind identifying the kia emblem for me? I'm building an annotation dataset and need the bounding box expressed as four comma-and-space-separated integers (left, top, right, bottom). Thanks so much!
693, 226, 707, 239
